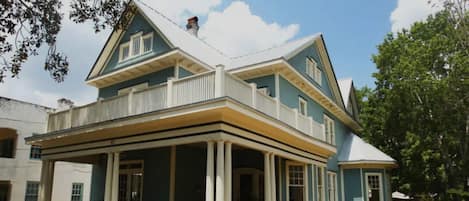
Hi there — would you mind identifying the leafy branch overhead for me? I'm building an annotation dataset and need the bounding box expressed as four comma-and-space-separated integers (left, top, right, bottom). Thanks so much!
0, 0, 134, 83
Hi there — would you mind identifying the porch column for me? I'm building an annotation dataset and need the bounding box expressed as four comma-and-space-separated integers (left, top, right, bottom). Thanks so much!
270, 154, 276, 201
264, 152, 271, 201
111, 152, 120, 201
104, 153, 114, 201
225, 142, 232, 201
205, 142, 215, 201
216, 141, 225, 201
39, 160, 55, 201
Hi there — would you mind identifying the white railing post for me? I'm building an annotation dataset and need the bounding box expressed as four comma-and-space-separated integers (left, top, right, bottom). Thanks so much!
308, 117, 314, 136
167, 77, 174, 107
293, 109, 299, 128
214, 65, 225, 98
250, 83, 257, 108
128, 88, 135, 115
68, 106, 74, 128
275, 99, 280, 119
96, 97, 103, 122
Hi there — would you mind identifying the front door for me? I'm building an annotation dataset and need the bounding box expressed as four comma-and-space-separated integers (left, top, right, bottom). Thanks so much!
234, 168, 264, 201
119, 161, 144, 201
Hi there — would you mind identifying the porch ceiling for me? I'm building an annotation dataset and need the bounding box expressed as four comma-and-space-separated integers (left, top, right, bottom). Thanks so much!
27, 98, 335, 159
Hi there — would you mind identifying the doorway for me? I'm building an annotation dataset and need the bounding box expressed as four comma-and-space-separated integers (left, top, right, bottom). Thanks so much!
234, 168, 264, 201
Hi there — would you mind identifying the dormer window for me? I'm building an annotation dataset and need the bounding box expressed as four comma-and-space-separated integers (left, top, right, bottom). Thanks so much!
306, 58, 322, 86
119, 32, 153, 62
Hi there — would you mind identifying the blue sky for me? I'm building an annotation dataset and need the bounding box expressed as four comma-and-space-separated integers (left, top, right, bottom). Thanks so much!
0, 0, 440, 107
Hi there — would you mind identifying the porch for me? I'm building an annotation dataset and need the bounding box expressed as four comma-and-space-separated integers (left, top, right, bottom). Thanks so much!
37, 128, 326, 201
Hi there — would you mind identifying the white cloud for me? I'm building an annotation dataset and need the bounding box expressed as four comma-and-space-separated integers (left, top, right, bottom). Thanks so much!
0, 0, 300, 108
199, 1, 299, 57
390, 0, 443, 32
141, 0, 222, 24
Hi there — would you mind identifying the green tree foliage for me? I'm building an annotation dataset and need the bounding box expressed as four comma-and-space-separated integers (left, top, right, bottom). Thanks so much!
0, 0, 131, 82
358, 5, 469, 201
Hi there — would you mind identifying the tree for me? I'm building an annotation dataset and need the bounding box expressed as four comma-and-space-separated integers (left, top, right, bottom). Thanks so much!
0, 0, 131, 82
358, 5, 469, 201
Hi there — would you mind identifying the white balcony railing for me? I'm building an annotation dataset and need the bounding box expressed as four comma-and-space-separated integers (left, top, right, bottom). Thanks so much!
47, 66, 326, 142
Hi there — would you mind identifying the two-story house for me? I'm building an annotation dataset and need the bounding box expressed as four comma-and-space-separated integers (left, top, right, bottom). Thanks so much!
25, 1, 396, 201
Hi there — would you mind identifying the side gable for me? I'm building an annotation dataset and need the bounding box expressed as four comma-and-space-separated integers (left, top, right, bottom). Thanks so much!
285, 36, 345, 109
100, 13, 171, 74
338, 78, 360, 120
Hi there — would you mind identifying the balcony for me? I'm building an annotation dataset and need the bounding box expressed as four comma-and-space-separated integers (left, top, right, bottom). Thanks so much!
47, 67, 326, 142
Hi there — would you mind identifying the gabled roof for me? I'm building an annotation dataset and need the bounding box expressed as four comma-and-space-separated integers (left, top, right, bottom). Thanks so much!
338, 78, 353, 105
228, 34, 321, 70
338, 133, 396, 165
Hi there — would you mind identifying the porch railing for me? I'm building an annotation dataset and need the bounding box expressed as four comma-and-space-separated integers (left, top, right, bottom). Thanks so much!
47, 66, 326, 142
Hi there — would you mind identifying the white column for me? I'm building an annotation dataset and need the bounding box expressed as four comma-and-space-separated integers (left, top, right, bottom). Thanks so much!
111, 152, 120, 201
104, 153, 114, 201
216, 141, 225, 201
225, 142, 232, 201
264, 152, 271, 201
167, 77, 174, 107
304, 164, 309, 201
214, 65, 225, 98
170, 146, 177, 201
39, 160, 55, 201
275, 72, 280, 119
128, 88, 135, 115
270, 154, 276, 201
250, 83, 257, 108
206, 142, 215, 201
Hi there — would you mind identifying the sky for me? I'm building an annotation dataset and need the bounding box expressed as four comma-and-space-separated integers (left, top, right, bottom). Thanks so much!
0, 0, 443, 108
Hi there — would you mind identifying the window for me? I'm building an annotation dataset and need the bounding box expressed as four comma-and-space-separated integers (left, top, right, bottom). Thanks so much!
287, 163, 305, 201
0, 134, 16, 158
119, 42, 130, 61
324, 115, 335, 145
142, 33, 153, 53
71, 183, 83, 201
119, 161, 143, 201
117, 82, 149, 96
25, 181, 39, 201
327, 172, 337, 201
0, 181, 11, 201
317, 167, 325, 201
306, 58, 322, 86
29, 145, 41, 160
257, 87, 270, 96
366, 173, 383, 201
119, 32, 153, 62
298, 97, 307, 116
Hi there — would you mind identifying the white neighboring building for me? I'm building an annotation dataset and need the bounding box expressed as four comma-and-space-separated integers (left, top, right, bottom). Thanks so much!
0, 97, 91, 201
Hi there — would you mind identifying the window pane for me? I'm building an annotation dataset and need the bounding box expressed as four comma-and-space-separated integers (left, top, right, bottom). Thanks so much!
131, 35, 141, 56
121, 45, 130, 61
143, 35, 152, 53
0, 138, 15, 158
71, 183, 83, 201
29, 145, 41, 159
25, 181, 39, 201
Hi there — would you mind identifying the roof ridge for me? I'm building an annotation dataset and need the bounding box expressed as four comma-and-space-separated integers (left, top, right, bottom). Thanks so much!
135, 0, 228, 57
230, 34, 318, 60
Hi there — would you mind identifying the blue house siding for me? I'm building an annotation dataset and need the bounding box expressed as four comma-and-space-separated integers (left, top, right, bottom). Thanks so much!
246, 75, 276, 97
179, 67, 193, 78
344, 169, 363, 201
98, 67, 174, 98
287, 43, 335, 100
102, 13, 171, 74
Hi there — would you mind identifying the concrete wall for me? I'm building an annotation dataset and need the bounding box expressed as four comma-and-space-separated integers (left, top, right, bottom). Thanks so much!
0, 97, 92, 201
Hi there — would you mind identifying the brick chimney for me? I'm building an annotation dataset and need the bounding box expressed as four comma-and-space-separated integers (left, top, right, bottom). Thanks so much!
186, 16, 199, 36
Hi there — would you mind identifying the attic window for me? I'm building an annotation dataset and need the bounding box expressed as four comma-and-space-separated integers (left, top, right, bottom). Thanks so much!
119, 32, 153, 62
306, 58, 322, 86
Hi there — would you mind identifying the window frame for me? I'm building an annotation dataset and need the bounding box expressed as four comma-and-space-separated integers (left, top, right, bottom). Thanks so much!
0, 134, 17, 158
327, 172, 338, 201
323, 115, 335, 145
29, 145, 41, 160
70, 183, 84, 201
306, 57, 322, 86
119, 42, 130, 62
142, 32, 153, 53
298, 96, 308, 116
286, 161, 307, 201
365, 173, 384, 201
119, 32, 154, 63
317, 166, 325, 201
130, 32, 143, 57
25, 181, 40, 201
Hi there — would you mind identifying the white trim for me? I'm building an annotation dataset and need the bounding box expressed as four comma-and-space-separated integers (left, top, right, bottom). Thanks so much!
205, 141, 215, 201
327, 171, 338, 201
215, 141, 225, 201
340, 168, 345, 201
142, 32, 153, 53
360, 168, 364, 198
286, 161, 307, 201
364, 173, 384, 201
317, 166, 325, 201
104, 153, 114, 201
119, 42, 130, 62
224, 142, 232, 201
